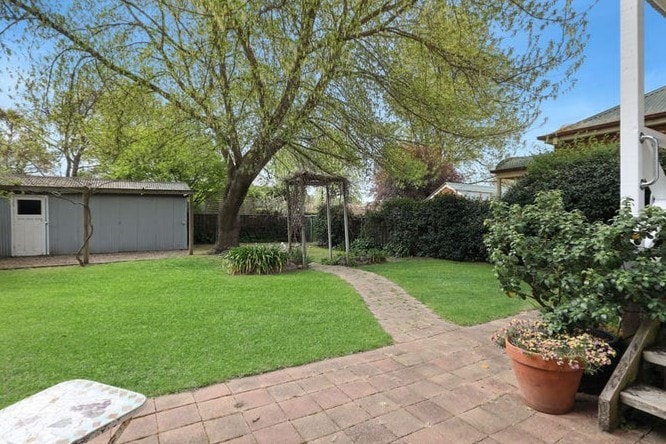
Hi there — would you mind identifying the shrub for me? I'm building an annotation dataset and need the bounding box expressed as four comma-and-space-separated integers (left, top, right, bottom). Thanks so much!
362, 194, 490, 261
485, 190, 666, 334
223, 245, 288, 275
312, 204, 364, 248
502, 144, 620, 223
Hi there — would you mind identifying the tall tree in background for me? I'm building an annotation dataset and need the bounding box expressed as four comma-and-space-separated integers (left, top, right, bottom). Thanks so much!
0, 108, 54, 174
373, 144, 463, 201
1, 0, 590, 251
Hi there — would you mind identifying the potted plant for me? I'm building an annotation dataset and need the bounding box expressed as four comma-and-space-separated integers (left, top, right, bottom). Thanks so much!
484, 191, 666, 404
492, 319, 616, 414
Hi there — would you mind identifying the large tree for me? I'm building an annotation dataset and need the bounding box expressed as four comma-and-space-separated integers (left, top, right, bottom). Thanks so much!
1, 0, 589, 251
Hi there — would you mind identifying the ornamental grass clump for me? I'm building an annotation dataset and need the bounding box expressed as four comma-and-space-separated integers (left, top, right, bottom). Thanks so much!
491, 319, 616, 375
224, 245, 288, 275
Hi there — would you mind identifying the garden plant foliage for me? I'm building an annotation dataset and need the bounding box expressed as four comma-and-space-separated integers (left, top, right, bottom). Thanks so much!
485, 191, 666, 333
363, 194, 489, 262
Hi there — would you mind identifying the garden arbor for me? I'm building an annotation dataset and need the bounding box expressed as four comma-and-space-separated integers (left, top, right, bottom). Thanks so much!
285, 171, 350, 265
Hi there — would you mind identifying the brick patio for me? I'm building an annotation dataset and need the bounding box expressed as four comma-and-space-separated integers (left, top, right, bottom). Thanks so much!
86, 263, 664, 443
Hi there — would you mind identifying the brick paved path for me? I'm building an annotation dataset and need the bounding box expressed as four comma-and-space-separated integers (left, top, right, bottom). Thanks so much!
90, 264, 663, 444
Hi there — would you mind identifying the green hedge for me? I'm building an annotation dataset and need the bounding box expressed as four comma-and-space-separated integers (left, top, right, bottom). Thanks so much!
502, 145, 621, 223
312, 204, 364, 247
362, 195, 490, 261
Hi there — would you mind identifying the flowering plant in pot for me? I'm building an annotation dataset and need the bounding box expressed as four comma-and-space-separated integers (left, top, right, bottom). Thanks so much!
491, 318, 616, 414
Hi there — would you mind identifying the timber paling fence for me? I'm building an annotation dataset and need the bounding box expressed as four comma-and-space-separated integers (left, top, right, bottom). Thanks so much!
194, 214, 315, 244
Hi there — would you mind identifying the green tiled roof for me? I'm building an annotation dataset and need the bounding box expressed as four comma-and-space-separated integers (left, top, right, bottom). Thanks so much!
491, 155, 534, 172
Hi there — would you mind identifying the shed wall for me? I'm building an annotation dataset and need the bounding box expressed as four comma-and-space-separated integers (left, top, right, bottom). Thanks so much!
48, 194, 84, 255
89, 194, 187, 253
0, 198, 11, 256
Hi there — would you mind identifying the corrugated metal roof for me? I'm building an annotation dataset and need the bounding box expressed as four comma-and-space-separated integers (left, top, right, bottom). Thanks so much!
0, 175, 192, 194
427, 182, 496, 200
550, 85, 666, 134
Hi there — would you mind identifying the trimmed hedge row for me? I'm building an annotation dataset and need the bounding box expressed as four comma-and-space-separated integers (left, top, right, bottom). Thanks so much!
361, 195, 490, 261
501, 145, 620, 223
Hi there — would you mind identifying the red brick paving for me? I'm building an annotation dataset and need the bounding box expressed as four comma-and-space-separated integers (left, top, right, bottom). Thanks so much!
85, 263, 660, 443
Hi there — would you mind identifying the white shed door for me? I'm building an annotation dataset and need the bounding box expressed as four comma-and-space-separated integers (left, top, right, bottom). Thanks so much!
11, 196, 48, 256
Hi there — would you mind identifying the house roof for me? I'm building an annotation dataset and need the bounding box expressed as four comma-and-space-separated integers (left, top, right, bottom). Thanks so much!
0, 175, 193, 195
538, 85, 666, 142
490, 156, 534, 173
427, 182, 496, 200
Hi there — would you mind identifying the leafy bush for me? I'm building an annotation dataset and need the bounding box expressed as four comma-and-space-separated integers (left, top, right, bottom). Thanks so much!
363, 194, 490, 261
320, 247, 386, 267
312, 204, 364, 248
485, 190, 666, 334
224, 245, 288, 275
502, 144, 620, 223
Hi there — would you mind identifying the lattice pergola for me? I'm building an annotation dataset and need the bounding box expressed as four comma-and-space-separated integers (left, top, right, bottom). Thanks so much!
284, 171, 350, 265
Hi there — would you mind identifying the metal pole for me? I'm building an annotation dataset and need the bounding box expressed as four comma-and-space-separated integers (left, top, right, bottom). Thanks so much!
285, 183, 292, 250
188, 195, 194, 255
620, 0, 645, 215
342, 182, 350, 259
326, 184, 333, 260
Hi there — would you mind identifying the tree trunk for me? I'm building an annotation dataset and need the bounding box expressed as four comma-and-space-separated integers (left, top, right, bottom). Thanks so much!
214, 170, 254, 252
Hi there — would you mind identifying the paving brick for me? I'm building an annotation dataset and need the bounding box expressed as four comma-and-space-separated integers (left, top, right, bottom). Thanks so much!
204, 413, 250, 443
197, 395, 238, 421
326, 402, 371, 428
310, 386, 351, 410
368, 374, 402, 391
133, 399, 156, 418
338, 380, 378, 400
257, 370, 294, 387
227, 375, 264, 394
223, 435, 257, 444
376, 409, 424, 438
398, 425, 448, 444
297, 374, 334, 394
325, 368, 360, 385
121, 435, 159, 444
154, 392, 196, 412
193, 383, 231, 402
459, 406, 514, 434
309, 431, 353, 444
347, 363, 382, 378
234, 388, 274, 410
158, 422, 208, 444
384, 386, 426, 406
291, 412, 338, 441
405, 400, 451, 426
242, 403, 287, 431
268, 382, 306, 402
432, 383, 494, 415
252, 421, 303, 444
117, 414, 157, 442
371, 358, 405, 373
430, 417, 486, 444
356, 393, 400, 417
156, 403, 201, 432
491, 426, 548, 444
278, 395, 322, 420
345, 419, 397, 444
405, 379, 446, 399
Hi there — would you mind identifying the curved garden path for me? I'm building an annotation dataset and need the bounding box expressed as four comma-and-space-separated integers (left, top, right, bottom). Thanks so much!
90, 263, 661, 444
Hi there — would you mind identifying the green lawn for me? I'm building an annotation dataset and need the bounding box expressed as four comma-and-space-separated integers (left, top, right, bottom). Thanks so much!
0, 256, 390, 408
361, 258, 533, 325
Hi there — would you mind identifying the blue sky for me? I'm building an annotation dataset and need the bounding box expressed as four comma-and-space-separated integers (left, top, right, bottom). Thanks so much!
2, 2, 665, 157
523, 1, 666, 153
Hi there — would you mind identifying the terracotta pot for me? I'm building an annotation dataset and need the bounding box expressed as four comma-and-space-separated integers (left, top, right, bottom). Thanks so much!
505, 339, 584, 414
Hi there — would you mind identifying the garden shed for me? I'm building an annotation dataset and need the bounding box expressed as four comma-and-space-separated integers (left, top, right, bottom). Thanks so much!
0, 176, 193, 257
